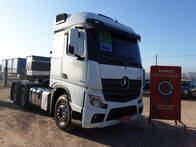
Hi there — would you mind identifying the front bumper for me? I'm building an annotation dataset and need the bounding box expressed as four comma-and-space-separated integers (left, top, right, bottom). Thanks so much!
82, 89, 143, 128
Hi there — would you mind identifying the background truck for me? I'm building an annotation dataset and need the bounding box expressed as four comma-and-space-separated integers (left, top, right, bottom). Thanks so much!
2, 56, 50, 86
25, 55, 51, 81
10, 12, 144, 131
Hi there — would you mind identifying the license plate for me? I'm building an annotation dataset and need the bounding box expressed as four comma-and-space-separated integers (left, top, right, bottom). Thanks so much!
120, 115, 130, 122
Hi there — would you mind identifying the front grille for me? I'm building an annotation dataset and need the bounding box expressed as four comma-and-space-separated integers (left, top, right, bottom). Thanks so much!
102, 79, 141, 102
106, 106, 137, 121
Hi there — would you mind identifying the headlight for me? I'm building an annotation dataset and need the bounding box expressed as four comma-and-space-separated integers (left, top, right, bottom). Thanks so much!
89, 95, 107, 109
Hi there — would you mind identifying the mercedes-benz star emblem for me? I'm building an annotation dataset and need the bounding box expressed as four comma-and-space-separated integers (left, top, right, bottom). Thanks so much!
120, 76, 130, 90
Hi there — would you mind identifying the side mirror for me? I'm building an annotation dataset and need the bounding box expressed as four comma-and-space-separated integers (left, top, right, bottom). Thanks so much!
75, 54, 84, 61
68, 28, 78, 54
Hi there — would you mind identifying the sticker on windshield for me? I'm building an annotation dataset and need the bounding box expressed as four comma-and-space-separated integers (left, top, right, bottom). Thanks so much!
99, 32, 112, 52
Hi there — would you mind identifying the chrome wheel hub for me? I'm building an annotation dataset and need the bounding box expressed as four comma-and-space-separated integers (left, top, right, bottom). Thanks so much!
57, 104, 68, 122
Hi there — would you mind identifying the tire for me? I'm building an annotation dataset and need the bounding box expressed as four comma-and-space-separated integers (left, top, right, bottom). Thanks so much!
54, 95, 73, 131
11, 83, 21, 105
20, 86, 30, 110
11, 84, 17, 103
10, 83, 16, 101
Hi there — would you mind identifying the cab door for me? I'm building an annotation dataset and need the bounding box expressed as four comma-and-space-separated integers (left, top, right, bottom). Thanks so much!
61, 28, 87, 87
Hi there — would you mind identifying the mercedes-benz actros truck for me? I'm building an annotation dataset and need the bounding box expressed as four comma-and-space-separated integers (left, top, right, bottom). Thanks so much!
11, 12, 144, 131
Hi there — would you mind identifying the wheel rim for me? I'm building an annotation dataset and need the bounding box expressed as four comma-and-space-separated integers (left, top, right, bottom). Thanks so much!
56, 103, 68, 122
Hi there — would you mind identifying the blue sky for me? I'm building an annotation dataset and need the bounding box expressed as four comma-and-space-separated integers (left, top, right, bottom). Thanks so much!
0, 0, 196, 72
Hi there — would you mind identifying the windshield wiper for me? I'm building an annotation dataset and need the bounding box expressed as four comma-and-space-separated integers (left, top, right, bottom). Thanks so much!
116, 58, 124, 66
128, 62, 142, 68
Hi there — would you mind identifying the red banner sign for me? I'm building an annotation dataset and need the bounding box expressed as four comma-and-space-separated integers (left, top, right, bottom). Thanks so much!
149, 66, 181, 121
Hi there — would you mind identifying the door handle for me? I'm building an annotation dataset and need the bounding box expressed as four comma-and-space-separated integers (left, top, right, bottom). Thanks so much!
62, 73, 68, 79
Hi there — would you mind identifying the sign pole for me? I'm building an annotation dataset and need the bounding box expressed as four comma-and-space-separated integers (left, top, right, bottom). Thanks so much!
155, 54, 158, 66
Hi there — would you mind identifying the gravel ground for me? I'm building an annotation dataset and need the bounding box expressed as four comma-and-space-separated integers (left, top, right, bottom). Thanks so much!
0, 88, 196, 147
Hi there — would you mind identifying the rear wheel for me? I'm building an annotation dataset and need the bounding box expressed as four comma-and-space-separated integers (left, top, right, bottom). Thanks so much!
20, 86, 30, 109
11, 84, 20, 105
54, 95, 73, 131
12, 85, 17, 103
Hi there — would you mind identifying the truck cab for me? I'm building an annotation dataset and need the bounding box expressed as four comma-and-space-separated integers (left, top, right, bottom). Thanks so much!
50, 12, 144, 129
10, 12, 144, 131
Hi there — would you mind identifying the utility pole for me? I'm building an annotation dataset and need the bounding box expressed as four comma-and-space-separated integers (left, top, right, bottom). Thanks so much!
156, 54, 158, 66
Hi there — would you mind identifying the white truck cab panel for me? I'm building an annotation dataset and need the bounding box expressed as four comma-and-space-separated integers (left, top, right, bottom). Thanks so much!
50, 31, 64, 78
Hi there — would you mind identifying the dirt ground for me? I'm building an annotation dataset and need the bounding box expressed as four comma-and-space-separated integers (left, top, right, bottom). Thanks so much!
0, 88, 196, 147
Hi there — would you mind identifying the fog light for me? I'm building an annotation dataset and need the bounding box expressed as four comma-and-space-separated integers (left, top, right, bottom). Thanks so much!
89, 95, 107, 109
91, 114, 105, 123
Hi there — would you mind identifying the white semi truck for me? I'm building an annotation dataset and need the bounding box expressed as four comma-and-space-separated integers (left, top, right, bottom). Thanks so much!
11, 12, 144, 131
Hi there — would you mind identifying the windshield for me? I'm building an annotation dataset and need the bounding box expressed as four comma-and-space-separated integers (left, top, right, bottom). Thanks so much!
87, 27, 142, 68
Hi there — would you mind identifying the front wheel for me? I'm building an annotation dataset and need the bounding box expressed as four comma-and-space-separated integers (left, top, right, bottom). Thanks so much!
54, 95, 73, 131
